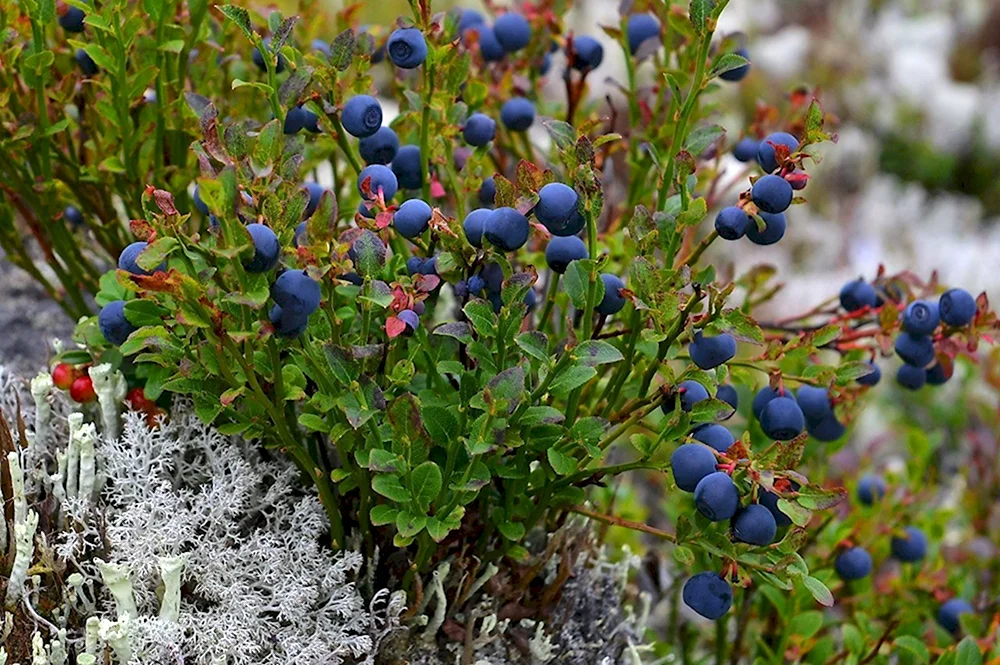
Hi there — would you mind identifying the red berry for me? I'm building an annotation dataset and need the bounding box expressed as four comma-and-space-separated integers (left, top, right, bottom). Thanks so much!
127, 387, 148, 411
52, 363, 76, 390
69, 376, 96, 403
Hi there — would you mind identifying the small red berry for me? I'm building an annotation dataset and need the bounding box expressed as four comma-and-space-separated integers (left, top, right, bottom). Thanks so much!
52, 363, 76, 390
69, 376, 96, 403
127, 387, 148, 411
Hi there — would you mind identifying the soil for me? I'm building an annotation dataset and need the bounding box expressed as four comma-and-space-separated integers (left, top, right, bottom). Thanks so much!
0, 256, 77, 373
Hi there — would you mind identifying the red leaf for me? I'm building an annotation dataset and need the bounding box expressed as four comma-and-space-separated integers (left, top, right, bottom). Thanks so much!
430, 178, 446, 199
153, 189, 178, 216
385, 316, 406, 339
375, 211, 393, 229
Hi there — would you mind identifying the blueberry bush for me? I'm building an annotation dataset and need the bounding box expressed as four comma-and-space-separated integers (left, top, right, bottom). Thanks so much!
2, 0, 999, 662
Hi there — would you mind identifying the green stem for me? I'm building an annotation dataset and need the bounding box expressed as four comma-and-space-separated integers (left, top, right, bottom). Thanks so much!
564, 207, 600, 423
536, 272, 560, 334
419, 61, 435, 201
638, 290, 703, 396
331, 114, 363, 175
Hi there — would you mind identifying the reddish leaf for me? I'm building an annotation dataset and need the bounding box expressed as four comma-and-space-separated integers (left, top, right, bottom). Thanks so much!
385, 316, 406, 339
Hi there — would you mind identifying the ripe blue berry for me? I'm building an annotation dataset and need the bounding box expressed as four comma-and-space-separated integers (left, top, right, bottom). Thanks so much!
293, 222, 308, 248
896, 364, 927, 390
535, 183, 580, 233
676, 380, 710, 412
357, 201, 376, 219
596, 274, 627, 315
493, 13, 531, 53
387, 27, 427, 69
478, 177, 497, 206
244, 224, 280, 273
717, 384, 738, 412
463, 113, 497, 147
545, 236, 588, 274
692, 424, 735, 453
64, 205, 84, 227
303, 182, 325, 219
894, 332, 935, 367
284, 106, 309, 135
938, 288, 976, 326
937, 598, 974, 633
834, 547, 873, 581
752, 386, 782, 419
715, 206, 749, 240
732, 138, 758, 163
795, 386, 832, 423
501, 97, 535, 131
694, 472, 740, 521
745, 211, 786, 245
732, 504, 777, 546
840, 279, 877, 312
627, 14, 660, 55
76, 49, 98, 76
311, 39, 330, 56
857, 361, 881, 386
342, 95, 383, 138
682, 572, 733, 620
890, 526, 927, 563
470, 25, 505, 62
902, 300, 940, 336
759, 483, 799, 527
689, 331, 736, 369
398, 309, 420, 332
269, 304, 309, 339
192, 185, 210, 216
118, 241, 165, 276
569, 36, 604, 70
718, 47, 751, 82
358, 164, 398, 201
466, 275, 486, 295
405, 257, 423, 276
759, 396, 805, 440
59, 5, 86, 33
926, 362, 952, 385
394, 199, 432, 239
271, 270, 321, 317
807, 413, 846, 442
479, 263, 504, 293
756, 132, 799, 172
252, 38, 287, 73
98, 300, 136, 346
391, 145, 423, 191
359, 126, 399, 165
856, 474, 886, 506
463, 209, 490, 248
483, 207, 530, 252
751, 174, 793, 214
671, 443, 718, 492
458, 9, 486, 35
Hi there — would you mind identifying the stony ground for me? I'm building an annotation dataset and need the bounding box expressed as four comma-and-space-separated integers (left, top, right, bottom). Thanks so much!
0, 255, 77, 373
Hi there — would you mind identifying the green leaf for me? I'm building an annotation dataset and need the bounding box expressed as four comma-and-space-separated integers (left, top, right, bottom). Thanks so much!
519, 406, 565, 426
368, 449, 402, 473
812, 324, 841, 346
777, 498, 812, 527
796, 485, 847, 510
217, 5, 256, 42
421, 406, 458, 443
788, 611, 824, 640
955, 637, 983, 665
516, 331, 550, 362
689, 0, 711, 34
434, 321, 473, 344
410, 461, 443, 513
372, 474, 409, 502
251, 119, 282, 176
123, 300, 169, 328
546, 448, 577, 476
498, 521, 525, 541
549, 365, 597, 397
835, 361, 877, 384
685, 125, 726, 157
396, 511, 427, 538
463, 299, 497, 338
722, 308, 765, 345
802, 576, 834, 608
572, 340, 624, 366
232, 78, 274, 94
672, 546, 694, 565
329, 29, 356, 70
485, 366, 525, 407
542, 119, 576, 150
676, 197, 708, 227
370, 505, 398, 526
136, 237, 177, 272
298, 414, 328, 433
710, 52, 749, 79
563, 260, 603, 310
894, 636, 930, 665
24, 50, 54, 73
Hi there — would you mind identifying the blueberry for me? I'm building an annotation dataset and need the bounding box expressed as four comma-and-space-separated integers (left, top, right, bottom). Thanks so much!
463, 208, 491, 248
387, 27, 427, 69
539, 52, 553, 75
271, 270, 321, 317
75, 49, 98, 76
795, 385, 832, 423
926, 362, 952, 385
759, 482, 799, 527
671, 443, 718, 492
59, 5, 86, 33
756, 132, 799, 173
694, 472, 740, 522
894, 332, 935, 367
493, 13, 531, 53
719, 47, 751, 82
463, 113, 497, 147
691, 424, 735, 453
806, 413, 846, 442
732, 504, 777, 546
569, 36, 604, 70
834, 547, 873, 581
478, 177, 497, 207
535, 183, 580, 233
937, 598, 974, 633
596, 274, 627, 315
342, 95, 383, 139
751, 386, 782, 419
359, 126, 400, 164
556, 210, 586, 237
252, 38, 287, 73
118, 241, 165, 276
896, 364, 927, 390
840, 279, 877, 312
524, 289, 537, 311
466, 275, 486, 295
301, 106, 321, 133
856, 474, 886, 506
406, 256, 423, 276
689, 331, 736, 369
627, 14, 660, 55
857, 361, 881, 386
759, 396, 805, 440
483, 207, 530, 252
192, 185, 210, 216
303, 182, 325, 219
751, 174, 793, 214
682, 572, 733, 620
398, 309, 420, 332
544, 236, 588, 274
394, 199, 432, 239
902, 300, 940, 336
745, 211, 786, 246
294, 222, 308, 248
676, 380, 710, 412
244, 224, 280, 273
284, 105, 309, 135
311, 39, 331, 56
501, 97, 535, 132
458, 9, 486, 35
358, 164, 398, 201
417, 256, 437, 275
715, 206, 749, 240
787, 169, 809, 190
391, 145, 424, 191
341, 272, 364, 286
357, 201, 376, 219
717, 384, 738, 412
471, 25, 505, 62
269, 304, 309, 339
487, 290, 504, 313
732, 138, 758, 163
890, 526, 927, 563
98, 300, 136, 346
64, 205, 84, 227
938, 288, 976, 326
479, 263, 504, 293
